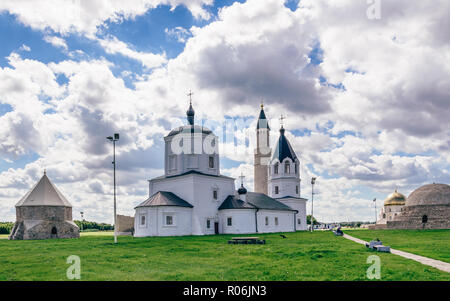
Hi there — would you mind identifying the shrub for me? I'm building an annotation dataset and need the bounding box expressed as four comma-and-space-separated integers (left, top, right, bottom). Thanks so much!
0, 222, 14, 234
74, 220, 114, 231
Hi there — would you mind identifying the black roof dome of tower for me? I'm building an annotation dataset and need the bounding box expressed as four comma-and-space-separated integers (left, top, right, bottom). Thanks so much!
272, 126, 297, 162
256, 106, 270, 130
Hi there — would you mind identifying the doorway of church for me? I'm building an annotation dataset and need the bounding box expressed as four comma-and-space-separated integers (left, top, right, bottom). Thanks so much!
214, 222, 219, 234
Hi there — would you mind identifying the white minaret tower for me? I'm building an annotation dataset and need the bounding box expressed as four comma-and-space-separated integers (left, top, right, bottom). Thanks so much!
254, 102, 271, 194
268, 117, 307, 230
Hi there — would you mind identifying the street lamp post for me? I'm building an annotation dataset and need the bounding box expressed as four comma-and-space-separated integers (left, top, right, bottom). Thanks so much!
80, 211, 84, 231
373, 198, 377, 224
107, 133, 119, 244
311, 177, 316, 232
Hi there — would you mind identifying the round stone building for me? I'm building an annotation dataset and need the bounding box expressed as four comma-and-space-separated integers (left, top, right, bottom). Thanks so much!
386, 183, 450, 229
9, 172, 79, 240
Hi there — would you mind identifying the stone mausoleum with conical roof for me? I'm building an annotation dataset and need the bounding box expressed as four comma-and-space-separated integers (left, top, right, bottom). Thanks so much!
9, 171, 79, 240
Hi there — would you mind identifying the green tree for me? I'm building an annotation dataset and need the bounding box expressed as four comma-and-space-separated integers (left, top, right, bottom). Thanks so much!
0, 222, 14, 234
74, 220, 114, 231
306, 215, 318, 225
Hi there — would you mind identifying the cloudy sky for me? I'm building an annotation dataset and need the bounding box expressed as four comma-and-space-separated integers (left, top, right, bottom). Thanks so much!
0, 0, 449, 223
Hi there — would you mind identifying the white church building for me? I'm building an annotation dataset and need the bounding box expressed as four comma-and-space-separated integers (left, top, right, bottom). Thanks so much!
133, 100, 307, 237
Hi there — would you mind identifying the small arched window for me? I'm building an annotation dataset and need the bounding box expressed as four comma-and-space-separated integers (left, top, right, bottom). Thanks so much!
274, 163, 279, 174
295, 163, 298, 174
285, 161, 290, 174
51, 227, 57, 235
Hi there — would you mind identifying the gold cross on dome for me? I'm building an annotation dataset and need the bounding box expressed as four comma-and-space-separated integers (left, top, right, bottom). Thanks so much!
187, 90, 194, 104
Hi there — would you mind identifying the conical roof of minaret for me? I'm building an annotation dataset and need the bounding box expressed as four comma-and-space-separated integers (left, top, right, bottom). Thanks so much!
272, 126, 297, 162
256, 103, 270, 130
15, 172, 72, 207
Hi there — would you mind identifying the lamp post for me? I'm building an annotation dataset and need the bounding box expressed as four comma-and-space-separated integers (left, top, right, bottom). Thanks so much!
80, 211, 84, 231
107, 133, 119, 244
311, 177, 316, 232
373, 198, 377, 224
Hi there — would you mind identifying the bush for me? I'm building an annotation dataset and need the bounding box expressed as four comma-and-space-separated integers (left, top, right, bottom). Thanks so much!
0, 222, 14, 234
74, 220, 114, 231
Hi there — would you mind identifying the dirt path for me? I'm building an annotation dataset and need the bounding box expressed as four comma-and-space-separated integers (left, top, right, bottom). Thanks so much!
343, 233, 450, 273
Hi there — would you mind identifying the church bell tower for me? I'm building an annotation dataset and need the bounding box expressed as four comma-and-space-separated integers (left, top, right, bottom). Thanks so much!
254, 103, 271, 194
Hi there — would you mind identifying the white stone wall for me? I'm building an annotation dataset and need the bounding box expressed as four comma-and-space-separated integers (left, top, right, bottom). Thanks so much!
268, 158, 301, 198
148, 172, 235, 235
219, 209, 256, 234
379, 204, 404, 223
134, 206, 192, 237
278, 198, 307, 230
257, 210, 295, 233
164, 132, 220, 177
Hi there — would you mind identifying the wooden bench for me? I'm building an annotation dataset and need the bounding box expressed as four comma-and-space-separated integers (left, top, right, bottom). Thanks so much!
228, 237, 265, 245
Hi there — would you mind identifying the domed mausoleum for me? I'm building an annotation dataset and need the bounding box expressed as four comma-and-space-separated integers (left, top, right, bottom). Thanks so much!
372, 183, 450, 229
386, 183, 450, 229
9, 171, 79, 240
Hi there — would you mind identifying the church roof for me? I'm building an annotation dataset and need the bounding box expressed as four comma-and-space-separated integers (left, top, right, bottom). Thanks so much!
218, 195, 256, 210
135, 191, 194, 208
272, 127, 297, 162
218, 192, 295, 211
16, 173, 72, 207
256, 105, 270, 130
166, 125, 213, 137
246, 192, 295, 211
151, 170, 234, 181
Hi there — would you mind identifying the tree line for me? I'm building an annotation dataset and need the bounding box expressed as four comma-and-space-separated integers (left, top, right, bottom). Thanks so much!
0, 222, 14, 234
0, 221, 113, 234
74, 220, 114, 231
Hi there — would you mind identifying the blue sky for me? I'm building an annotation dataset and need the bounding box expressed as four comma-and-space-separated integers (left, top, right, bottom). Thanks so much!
0, 0, 449, 223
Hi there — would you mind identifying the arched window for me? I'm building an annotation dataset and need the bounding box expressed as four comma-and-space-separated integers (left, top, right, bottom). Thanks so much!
295, 163, 298, 174
51, 227, 57, 235
285, 161, 290, 174
274, 163, 279, 174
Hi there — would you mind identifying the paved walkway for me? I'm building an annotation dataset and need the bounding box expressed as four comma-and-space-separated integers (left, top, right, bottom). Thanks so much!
343, 234, 450, 273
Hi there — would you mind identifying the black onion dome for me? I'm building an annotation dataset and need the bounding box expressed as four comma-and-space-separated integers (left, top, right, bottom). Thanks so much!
272, 126, 297, 162
187, 102, 195, 125
238, 185, 247, 195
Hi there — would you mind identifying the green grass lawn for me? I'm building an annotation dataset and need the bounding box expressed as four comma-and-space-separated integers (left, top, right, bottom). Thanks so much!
346, 229, 450, 263
0, 231, 449, 281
